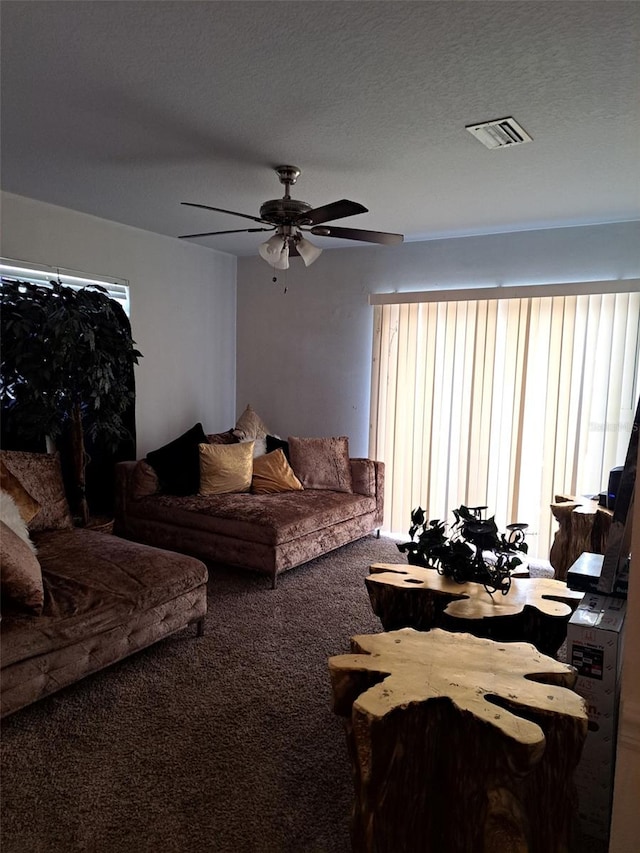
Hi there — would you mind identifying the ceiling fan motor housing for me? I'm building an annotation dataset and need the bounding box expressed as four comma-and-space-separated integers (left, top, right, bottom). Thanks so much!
259, 198, 313, 226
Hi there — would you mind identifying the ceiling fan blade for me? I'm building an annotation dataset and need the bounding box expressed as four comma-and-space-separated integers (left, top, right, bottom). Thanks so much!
181, 202, 269, 225
303, 199, 368, 226
179, 227, 274, 239
310, 225, 404, 245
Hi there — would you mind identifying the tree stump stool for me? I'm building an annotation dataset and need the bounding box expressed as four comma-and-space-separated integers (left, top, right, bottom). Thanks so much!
366, 564, 584, 657
329, 628, 587, 853
549, 495, 613, 581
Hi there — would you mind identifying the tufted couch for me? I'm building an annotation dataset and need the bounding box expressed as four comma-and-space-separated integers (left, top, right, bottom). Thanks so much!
0, 450, 208, 718
114, 454, 384, 589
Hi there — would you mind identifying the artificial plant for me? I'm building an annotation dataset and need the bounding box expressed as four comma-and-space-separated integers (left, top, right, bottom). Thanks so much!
397, 504, 528, 595
0, 278, 142, 524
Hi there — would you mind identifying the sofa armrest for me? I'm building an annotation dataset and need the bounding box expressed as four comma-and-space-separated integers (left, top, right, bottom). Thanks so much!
350, 458, 385, 528
113, 461, 138, 535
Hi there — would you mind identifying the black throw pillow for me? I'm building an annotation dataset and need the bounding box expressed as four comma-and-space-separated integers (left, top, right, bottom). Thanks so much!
266, 434, 290, 461
146, 423, 208, 495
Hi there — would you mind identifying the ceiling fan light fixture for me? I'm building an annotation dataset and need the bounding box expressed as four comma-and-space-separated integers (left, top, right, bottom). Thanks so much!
259, 233, 289, 268
272, 244, 289, 270
295, 235, 322, 267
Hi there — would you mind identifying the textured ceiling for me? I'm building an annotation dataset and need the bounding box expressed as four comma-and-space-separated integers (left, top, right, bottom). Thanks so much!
1, 1, 639, 256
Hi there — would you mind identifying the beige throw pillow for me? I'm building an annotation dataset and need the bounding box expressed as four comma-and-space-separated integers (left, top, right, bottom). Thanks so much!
0, 450, 73, 532
0, 461, 41, 523
251, 450, 304, 495
199, 441, 255, 495
0, 519, 44, 615
288, 436, 354, 493
233, 405, 269, 441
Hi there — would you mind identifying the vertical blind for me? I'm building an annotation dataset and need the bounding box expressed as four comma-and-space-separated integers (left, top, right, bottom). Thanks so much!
370, 287, 640, 558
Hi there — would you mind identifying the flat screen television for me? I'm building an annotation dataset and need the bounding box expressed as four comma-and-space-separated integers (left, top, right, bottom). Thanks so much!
607, 465, 625, 510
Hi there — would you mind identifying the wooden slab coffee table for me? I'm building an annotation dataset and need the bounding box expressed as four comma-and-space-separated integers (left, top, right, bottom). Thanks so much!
366, 563, 584, 657
329, 628, 587, 853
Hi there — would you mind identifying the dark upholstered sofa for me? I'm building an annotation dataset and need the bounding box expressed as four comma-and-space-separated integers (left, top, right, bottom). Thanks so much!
1, 450, 208, 718
114, 456, 384, 588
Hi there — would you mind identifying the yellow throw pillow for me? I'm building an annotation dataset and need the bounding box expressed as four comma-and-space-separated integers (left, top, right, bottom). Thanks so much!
199, 441, 254, 495
251, 449, 304, 495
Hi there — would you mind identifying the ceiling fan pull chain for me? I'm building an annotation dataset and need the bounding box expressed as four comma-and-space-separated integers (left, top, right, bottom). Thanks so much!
271, 268, 288, 294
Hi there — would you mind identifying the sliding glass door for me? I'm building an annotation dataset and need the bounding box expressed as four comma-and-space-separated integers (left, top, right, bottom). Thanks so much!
370, 286, 640, 558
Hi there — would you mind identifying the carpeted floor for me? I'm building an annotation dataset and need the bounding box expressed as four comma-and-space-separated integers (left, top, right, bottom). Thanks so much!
1, 535, 606, 853
1, 534, 403, 853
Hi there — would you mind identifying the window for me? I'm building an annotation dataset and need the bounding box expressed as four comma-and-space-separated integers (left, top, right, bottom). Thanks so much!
0, 258, 130, 316
370, 281, 640, 558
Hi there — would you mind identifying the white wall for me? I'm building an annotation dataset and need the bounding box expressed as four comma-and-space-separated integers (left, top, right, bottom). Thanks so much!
237, 221, 640, 456
1, 192, 237, 456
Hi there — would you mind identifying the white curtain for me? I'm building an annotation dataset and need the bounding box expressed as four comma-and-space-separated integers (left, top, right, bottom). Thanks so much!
370, 290, 640, 558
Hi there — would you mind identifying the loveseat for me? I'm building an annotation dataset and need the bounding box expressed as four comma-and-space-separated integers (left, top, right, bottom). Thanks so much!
113, 421, 384, 589
0, 450, 208, 718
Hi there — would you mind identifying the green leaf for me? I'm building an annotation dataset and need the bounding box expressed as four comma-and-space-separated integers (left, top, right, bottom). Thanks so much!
1, 278, 142, 450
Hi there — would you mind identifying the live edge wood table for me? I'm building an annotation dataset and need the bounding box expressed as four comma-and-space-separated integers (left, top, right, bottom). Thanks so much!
329, 628, 588, 853
549, 494, 613, 581
366, 563, 584, 658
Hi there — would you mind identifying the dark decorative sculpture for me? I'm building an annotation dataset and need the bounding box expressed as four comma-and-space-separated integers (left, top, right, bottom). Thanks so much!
397, 504, 528, 595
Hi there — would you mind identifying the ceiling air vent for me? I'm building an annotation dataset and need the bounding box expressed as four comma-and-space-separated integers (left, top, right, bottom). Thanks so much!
466, 117, 532, 149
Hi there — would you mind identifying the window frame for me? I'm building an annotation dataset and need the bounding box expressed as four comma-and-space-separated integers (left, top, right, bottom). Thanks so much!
0, 258, 130, 316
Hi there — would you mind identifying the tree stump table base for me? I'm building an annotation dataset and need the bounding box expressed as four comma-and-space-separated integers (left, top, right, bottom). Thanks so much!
329, 628, 588, 853
366, 563, 584, 657
549, 494, 613, 581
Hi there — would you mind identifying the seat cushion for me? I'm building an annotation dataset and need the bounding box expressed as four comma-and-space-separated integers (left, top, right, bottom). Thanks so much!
0, 529, 208, 666
129, 489, 377, 546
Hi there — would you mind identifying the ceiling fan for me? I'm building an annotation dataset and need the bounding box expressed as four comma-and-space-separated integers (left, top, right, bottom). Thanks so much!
179, 165, 404, 269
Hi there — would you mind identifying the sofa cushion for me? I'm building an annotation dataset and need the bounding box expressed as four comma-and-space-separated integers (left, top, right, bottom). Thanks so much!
233, 405, 269, 441
0, 461, 41, 523
199, 441, 254, 495
350, 458, 377, 498
129, 489, 376, 546
207, 429, 239, 445
251, 449, 303, 495
288, 436, 353, 493
146, 422, 208, 496
131, 460, 160, 500
0, 450, 73, 532
0, 529, 208, 667
0, 519, 44, 615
